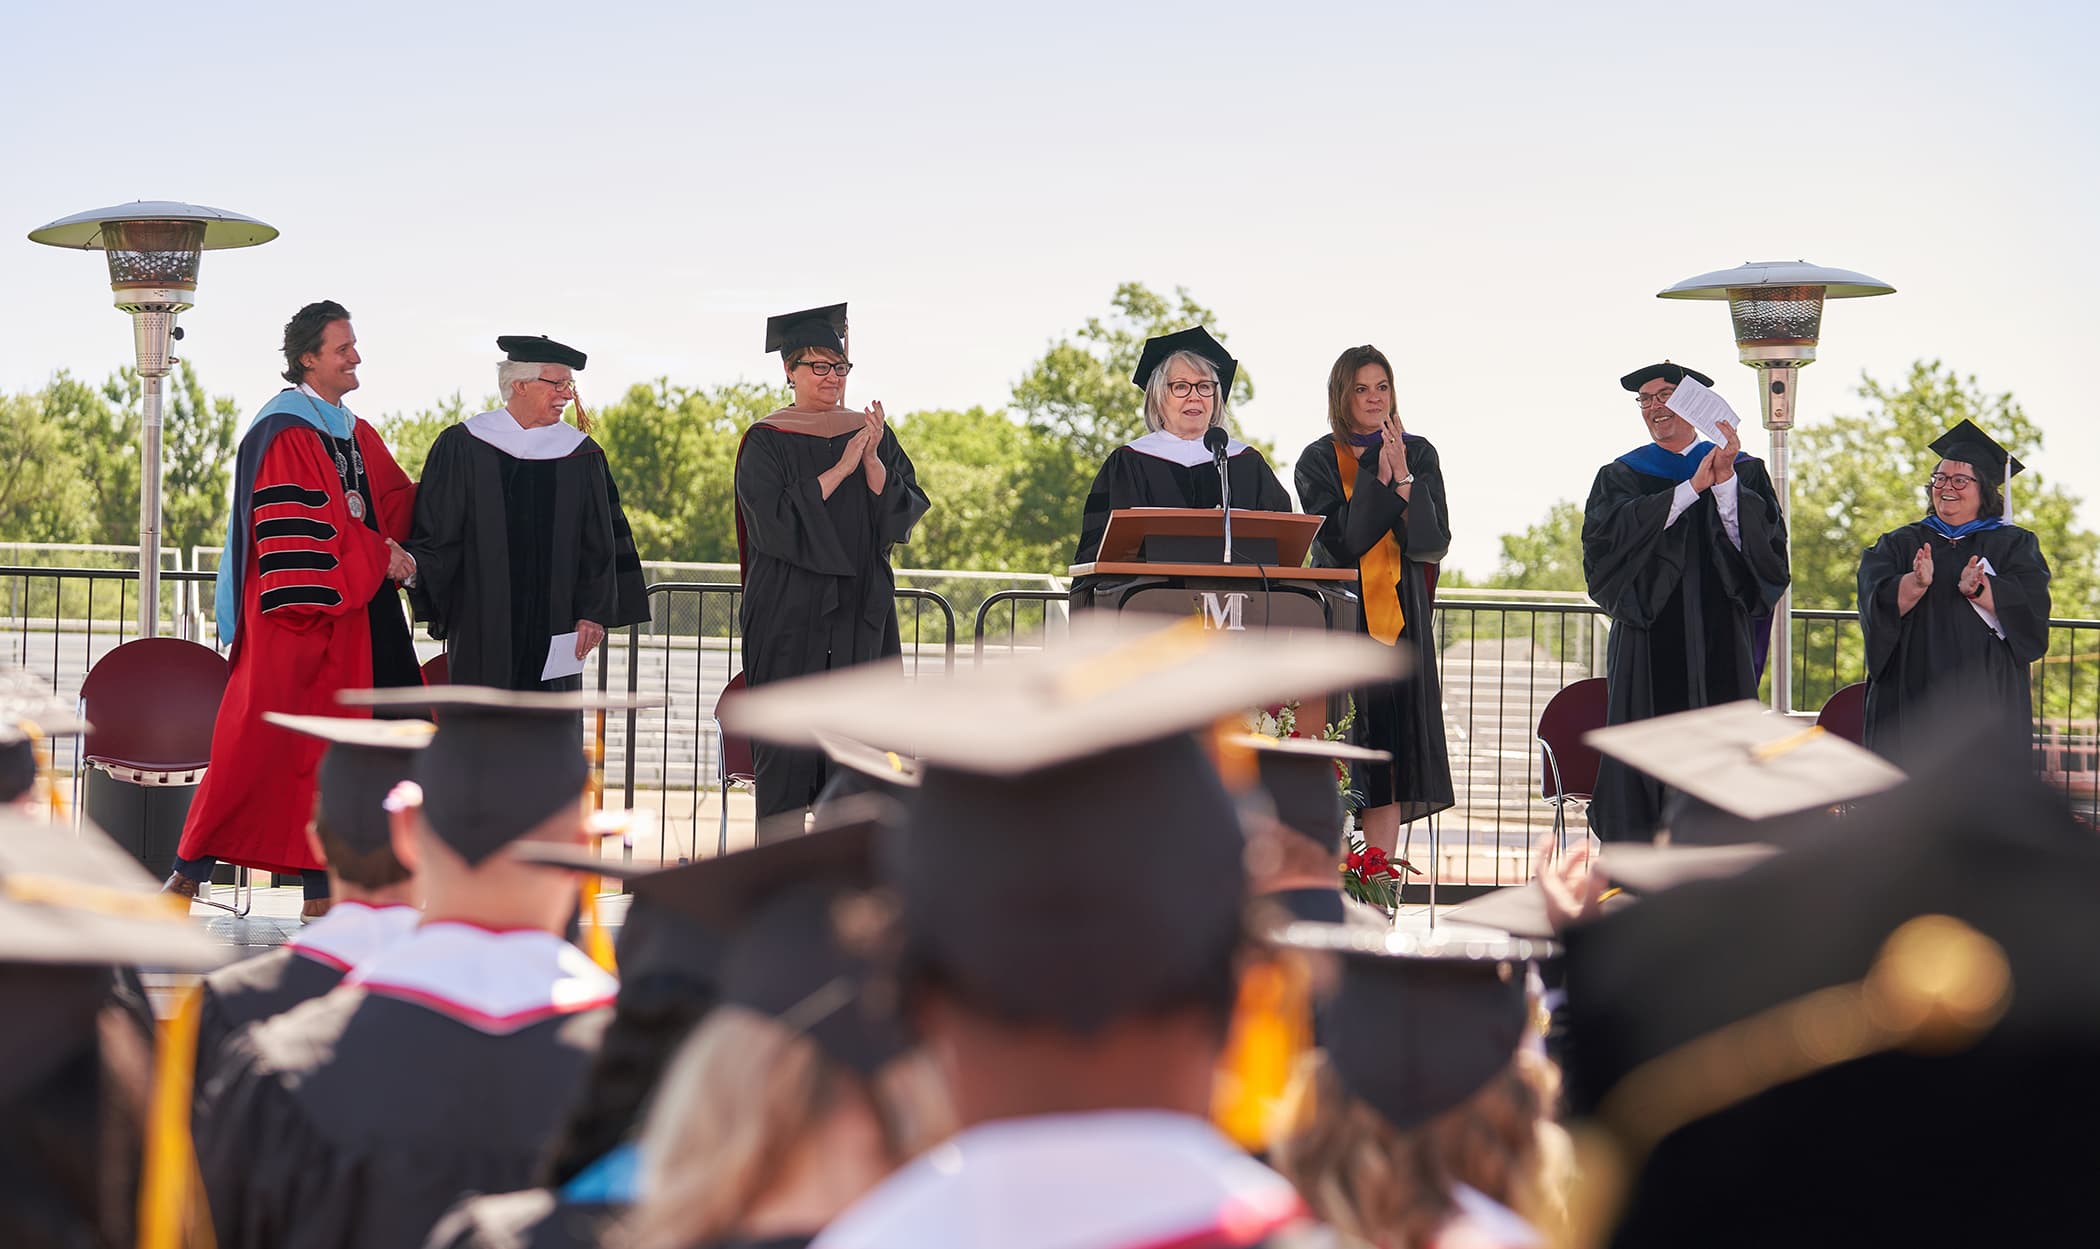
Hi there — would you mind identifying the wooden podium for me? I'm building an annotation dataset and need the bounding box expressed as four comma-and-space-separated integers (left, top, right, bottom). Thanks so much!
1069, 508, 1361, 635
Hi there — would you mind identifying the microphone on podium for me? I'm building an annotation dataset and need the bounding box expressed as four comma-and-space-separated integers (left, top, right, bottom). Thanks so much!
1204, 427, 1234, 563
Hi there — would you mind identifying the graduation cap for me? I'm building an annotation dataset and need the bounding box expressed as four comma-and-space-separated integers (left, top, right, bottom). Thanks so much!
0, 810, 226, 971
1619, 362, 1714, 392
725, 617, 1401, 1032
1583, 700, 1905, 832
1928, 417, 2025, 484
1229, 733, 1390, 852
764, 303, 849, 357
811, 733, 921, 813
1133, 325, 1238, 395
1559, 721, 2100, 1246
0, 669, 90, 804
515, 796, 903, 1073
339, 685, 664, 865
264, 713, 433, 858
496, 334, 587, 370
1275, 921, 1544, 1131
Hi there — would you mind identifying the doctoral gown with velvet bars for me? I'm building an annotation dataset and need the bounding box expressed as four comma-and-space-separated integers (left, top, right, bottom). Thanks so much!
734, 425, 928, 818
177, 418, 418, 876
1295, 433, 1454, 823
196, 989, 610, 1249
1857, 520, 2050, 765
1581, 456, 1789, 841
1071, 445, 1293, 569
407, 426, 649, 691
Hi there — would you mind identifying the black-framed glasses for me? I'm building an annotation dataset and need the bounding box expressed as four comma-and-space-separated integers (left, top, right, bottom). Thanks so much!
1635, 388, 1677, 407
796, 360, 854, 377
529, 377, 577, 394
1167, 380, 1218, 399
1929, 473, 1978, 490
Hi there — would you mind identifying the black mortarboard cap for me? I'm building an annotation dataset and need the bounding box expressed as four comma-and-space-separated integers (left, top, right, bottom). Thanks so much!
1928, 417, 2025, 481
1133, 325, 1238, 395
1232, 734, 1390, 853
340, 686, 664, 865
0, 811, 225, 971
1619, 362, 1714, 392
496, 335, 587, 370
1561, 718, 2100, 1246
764, 303, 849, 357
1277, 922, 1542, 1131
811, 733, 921, 814
264, 713, 433, 858
0, 669, 91, 803
722, 618, 1400, 1033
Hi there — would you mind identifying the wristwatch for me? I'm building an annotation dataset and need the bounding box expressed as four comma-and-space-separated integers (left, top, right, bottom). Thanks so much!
1964, 579, 1986, 600
1396, 474, 1415, 487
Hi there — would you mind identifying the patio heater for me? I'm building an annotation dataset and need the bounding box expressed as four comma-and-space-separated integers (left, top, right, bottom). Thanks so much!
1657, 260, 1894, 715
28, 202, 277, 639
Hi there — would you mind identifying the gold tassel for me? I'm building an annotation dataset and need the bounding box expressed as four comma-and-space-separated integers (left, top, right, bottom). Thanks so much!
579, 873, 617, 973
1211, 953, 1313, 1150
571, 390, 593, 436
139, 984, 215, 1249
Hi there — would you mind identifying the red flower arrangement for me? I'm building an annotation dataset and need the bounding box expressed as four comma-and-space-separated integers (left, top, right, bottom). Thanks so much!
1340, 842, 1420, 915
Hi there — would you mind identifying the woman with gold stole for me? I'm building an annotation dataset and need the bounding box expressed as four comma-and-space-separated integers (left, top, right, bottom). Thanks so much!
1294, 344, 1453, 856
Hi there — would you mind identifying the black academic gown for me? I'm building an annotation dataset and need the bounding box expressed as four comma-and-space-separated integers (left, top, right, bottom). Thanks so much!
194, 948, 345, 1091
1072, 442, 1293, 571
423, 1189, 617, 1249
735, 424, 928, 820
1857, 520, 2051, 764
1296, 434, 1455, 822
197, 989, 611, 1249
1581, 453, 1789, 840
407, 425, 650, 691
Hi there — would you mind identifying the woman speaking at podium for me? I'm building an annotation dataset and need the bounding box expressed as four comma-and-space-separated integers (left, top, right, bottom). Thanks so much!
1071, 326, 1292, 567
1295, 344, 1453, 855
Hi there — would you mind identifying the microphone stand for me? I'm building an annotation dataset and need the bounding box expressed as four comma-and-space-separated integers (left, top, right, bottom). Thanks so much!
1206, 428, 1233, 563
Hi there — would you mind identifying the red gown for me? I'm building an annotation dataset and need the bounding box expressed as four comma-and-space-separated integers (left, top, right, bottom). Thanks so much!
176, 420, 415, 875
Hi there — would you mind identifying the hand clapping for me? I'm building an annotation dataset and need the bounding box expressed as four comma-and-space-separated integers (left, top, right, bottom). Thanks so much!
1911, 544, 1934, 589
1713, 422, 1739, 484
1376, 415, 1408, 486
1957, 555, 1987, 598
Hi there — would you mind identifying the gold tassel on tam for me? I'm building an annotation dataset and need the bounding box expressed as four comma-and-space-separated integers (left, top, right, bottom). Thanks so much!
570, 390, 593, 436
1211, 952, 1314, 1150
140, 984, 214, 1249
579, 873, 618, 974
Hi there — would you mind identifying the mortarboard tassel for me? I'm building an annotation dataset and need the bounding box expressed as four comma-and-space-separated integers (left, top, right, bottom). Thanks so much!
579, 872, 618, 974
1210, 952, 1313, 1151
570, 389, 593, 436
139, 983, 214, 1249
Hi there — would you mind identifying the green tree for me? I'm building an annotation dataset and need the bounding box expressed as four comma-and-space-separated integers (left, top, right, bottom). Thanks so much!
1791, 360, 2099, 617
0, 391, 94, 545
592, 379, 781, 562
154, 362, 238, 558
377, 393, 474, 480
1483, 500, 1588, 592
1012, 281, 1257, 467
891, 407, 1071, 572
39, 370, 140, 547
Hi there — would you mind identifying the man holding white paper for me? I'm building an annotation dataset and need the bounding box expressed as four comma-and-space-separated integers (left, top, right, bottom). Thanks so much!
1579, 362, 1790, 841
405, 336, 649, 690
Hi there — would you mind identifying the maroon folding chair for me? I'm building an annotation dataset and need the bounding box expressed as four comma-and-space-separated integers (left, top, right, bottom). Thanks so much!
76, 638, 250, 914
713, 671, 758, 856
1536, 677, 1610, 852
1817, 682, 1868, 747
420, 652, 450, 686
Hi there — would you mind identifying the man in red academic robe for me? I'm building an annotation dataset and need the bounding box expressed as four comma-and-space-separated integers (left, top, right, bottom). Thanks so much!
164, 301, 421, 919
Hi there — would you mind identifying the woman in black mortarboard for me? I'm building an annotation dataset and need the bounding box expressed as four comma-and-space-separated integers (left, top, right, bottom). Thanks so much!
1855, 419, 2052, 764
1267, 928, 1566, 1249
734, 305, 930, 822
1293, 344, 1455, 856
1069, 326, 1293, 581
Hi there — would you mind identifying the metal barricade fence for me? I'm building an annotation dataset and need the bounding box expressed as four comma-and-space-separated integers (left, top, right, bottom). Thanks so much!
7, 565, 2096, 875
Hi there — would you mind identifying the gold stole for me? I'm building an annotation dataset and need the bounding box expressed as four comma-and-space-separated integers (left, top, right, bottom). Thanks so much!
1334, 440, 1405, 645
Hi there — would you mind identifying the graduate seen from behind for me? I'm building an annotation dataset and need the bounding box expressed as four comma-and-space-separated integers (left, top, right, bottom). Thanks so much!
734, 304, 929, 821
1072, 325, 1293, 574
405, 336, 649, 691
1855, 420, 2051, 764
195, 687, 657, 1249
1580, 364, 1789, 842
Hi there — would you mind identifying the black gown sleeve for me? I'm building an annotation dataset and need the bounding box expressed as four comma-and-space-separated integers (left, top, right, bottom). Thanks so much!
1243, 451, 1293, 515
1294, 439, 1405, 563
1709, 463, 1791, 615
872, 427, 930, 551
405, 428, 470, 638
735, 429, 858, 577
1403, 439, 1452, 565
1072, 452, 1125, 566
1986, 526, 2053, 664
196, 1039, 354, 1249
1857, 525, 1918, 683
599, 460, 652, 628
1581, 463, 1692, 627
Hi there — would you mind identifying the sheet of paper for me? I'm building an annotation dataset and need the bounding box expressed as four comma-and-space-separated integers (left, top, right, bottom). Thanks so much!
541, 632, 586, 681
1663, 375, 1742, 446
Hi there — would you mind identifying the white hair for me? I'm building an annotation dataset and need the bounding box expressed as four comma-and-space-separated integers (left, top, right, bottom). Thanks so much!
497, 358, 540, 404
1142, 349, 1232, 434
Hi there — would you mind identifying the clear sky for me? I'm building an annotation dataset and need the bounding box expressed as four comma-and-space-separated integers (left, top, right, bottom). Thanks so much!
4, 0, 2095, 576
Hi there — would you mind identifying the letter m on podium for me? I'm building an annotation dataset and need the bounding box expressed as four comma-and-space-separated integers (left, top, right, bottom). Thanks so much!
1197, 591, 1248, 632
